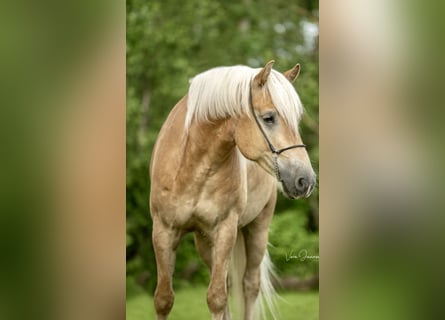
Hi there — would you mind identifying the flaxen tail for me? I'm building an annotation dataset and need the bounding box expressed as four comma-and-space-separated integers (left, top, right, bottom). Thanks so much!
230, 231, 279, 319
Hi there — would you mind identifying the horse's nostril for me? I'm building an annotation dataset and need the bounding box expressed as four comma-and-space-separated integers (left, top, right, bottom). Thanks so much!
296, 177, 308, 191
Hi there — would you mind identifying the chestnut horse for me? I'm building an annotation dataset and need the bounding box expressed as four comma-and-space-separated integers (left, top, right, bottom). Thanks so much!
149, 60, 316, 320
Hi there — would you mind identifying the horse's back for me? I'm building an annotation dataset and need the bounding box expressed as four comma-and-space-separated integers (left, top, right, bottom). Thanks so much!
149, 96, 190, 217
150, 96, 188, 179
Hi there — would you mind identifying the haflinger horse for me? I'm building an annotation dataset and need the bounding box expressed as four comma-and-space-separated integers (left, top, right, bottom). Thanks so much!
149, 60, 316, 320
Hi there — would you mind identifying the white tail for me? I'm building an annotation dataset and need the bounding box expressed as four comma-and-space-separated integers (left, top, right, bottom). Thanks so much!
230, 231, 279, 320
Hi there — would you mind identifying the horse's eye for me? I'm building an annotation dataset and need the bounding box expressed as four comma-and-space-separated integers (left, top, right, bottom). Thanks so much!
262, 114, 275, 125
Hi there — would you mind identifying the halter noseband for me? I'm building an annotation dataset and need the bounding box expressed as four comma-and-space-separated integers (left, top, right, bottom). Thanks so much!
248, 82, 306, 181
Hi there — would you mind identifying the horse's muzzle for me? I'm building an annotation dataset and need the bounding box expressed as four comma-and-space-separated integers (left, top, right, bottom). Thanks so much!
295, 172, 316, 198
280, 166, 316, 199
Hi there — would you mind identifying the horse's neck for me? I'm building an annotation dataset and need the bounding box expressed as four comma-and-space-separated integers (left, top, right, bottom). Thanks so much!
183, 118, 238, 177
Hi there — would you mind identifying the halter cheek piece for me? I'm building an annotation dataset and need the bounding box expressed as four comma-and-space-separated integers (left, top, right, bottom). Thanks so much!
248, 82, 306, 181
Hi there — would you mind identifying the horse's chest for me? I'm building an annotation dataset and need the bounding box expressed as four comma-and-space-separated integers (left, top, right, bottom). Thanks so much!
239, 182, 275, 227
153, 160, 274, 230
191, 182, 246, 227
237, 164, 276, 226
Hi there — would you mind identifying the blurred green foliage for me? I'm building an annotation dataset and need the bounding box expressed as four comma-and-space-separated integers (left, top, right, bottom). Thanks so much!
269, 210, 319, 278
127, 0, 319, 293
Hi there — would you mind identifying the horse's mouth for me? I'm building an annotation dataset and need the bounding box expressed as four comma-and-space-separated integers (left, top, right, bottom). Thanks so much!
279, 180, 314, 199
279, 180, 299, 199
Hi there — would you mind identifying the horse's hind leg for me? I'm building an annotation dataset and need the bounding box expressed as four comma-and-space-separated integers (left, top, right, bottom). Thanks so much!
243, 192, 276, 320
195, 232, 232, 320
152, 216, 182, 320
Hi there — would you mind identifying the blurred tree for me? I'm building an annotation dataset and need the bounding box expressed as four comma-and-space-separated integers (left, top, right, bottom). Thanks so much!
126, 0, 319, 293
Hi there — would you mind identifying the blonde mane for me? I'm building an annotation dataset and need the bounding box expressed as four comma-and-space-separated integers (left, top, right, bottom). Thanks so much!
185, 65, 304, 133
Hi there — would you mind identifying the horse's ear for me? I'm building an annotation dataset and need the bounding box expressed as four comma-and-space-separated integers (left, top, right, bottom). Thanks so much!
254, 60, 275, 87
283, 63, 300, 83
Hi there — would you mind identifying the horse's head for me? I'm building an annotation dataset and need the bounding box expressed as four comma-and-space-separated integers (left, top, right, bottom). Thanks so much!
235, 60, 316, 199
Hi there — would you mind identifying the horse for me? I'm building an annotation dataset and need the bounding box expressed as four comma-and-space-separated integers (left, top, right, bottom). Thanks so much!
149, 60, 316, 320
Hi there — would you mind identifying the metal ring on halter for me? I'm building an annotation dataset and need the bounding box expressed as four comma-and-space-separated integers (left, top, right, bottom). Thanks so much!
248, 82, 306, 181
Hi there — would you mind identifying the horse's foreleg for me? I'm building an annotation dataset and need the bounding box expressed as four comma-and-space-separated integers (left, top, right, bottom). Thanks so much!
152, 217, 182, 320
207, 213, 238, 320
195, 232, 232, 320
243, 193, 276, 320
242, 226, 269, 320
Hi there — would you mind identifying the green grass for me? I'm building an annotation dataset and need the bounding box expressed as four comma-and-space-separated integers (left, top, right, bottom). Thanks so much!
126, 285, 318, 320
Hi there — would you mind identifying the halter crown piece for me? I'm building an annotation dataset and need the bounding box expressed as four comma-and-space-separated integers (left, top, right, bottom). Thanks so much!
248, 82, 306, 181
